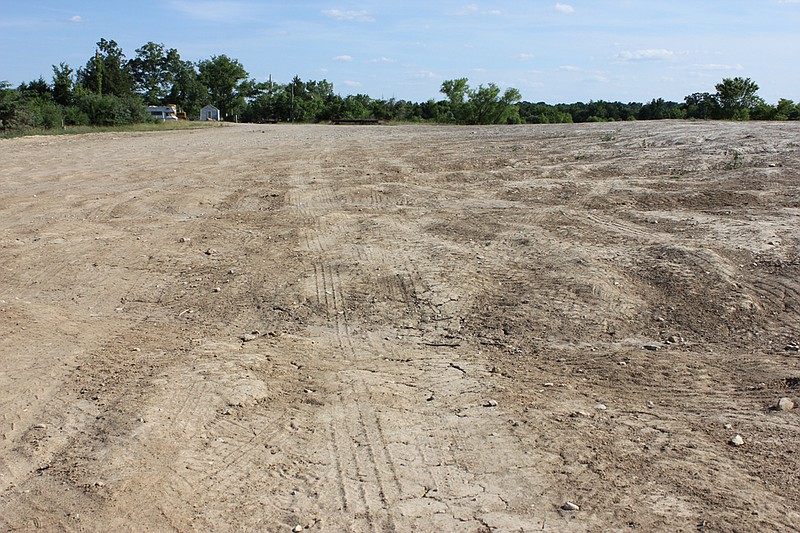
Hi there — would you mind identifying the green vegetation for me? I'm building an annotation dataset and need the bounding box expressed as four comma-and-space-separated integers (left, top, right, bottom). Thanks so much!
2, 37, 799, 136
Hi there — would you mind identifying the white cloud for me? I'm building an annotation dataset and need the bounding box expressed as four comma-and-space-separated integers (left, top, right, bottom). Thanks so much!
452, 4, 501, 16
518, 53, 535, 61
559, 65, 581, 71
554, 3, 575, 14
691, 63, 745, 71
333, 55, 353, 61
69, 15, 83, 23
322, 9, 375, 22
778, 0, 800, 3
617, 49, 675, 61
368, 57, 397, 64
343, 80, 363, 87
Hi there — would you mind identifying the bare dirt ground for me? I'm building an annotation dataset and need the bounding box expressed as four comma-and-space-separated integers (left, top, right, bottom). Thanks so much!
1, 121, 799, 532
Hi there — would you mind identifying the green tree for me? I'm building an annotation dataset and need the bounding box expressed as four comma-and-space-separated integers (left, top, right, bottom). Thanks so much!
440, 78, 470, 122
197, 54, 251, 120
128, 42, 182, 105
469, 83, 522, 124
77, 38, 133, 97
168, 60, 207, 119
52, 62, 74, 106
683, 92, 720, 119
715, 77, 761, 120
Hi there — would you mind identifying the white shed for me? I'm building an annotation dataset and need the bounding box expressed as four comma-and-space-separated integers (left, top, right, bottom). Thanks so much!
201, 105, 221, 121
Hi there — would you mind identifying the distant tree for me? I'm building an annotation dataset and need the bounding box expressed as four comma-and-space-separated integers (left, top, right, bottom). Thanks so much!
168, 60, 207, 118
77, 38, 133, 97
469, 83, 522, 124
52, 63, 74, 106
440, 78, 470, 122
715, 77, 762, 120
128, 42, 182, 105
18, 77, 51, 100
683, 92, 720, 119
197, 55, 251, 119
775, 98, 800, 121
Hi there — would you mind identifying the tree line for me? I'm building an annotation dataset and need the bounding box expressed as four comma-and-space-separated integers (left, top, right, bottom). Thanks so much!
2, 38, 799, 132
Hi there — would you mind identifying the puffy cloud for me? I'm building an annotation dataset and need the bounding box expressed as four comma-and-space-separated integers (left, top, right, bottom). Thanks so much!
554, 3, 575, 14
69, 15, 83, 23
322, 9, 375, 22
333, 55, 353, 61
343, 80, 363, 87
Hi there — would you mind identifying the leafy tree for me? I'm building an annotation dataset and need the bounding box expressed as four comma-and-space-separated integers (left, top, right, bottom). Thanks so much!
0, 81, 20, 131
77, 38, 132, 97
52, 63, 75, 106
197, 54, 251, 120
128, 42, 181, 104
715, 77, 761, 120
683, 92, 720, 119
469, 83, 522, 124
168, 60, 207, 118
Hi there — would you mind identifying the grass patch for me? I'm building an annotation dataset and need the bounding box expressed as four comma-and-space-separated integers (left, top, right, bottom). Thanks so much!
1, 121, 221, 139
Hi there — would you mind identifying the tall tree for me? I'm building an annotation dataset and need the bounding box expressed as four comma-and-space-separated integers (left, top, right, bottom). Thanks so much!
128, 42, 181, 105
52, 63, 74, 106
197, 55, 251, 119
715, 77, 761, 120
469, 83, 522, 124
168, 60, 208, 118
77, 38, 132, 97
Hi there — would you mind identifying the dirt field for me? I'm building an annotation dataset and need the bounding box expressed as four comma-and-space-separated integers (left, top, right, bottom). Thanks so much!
1, 121, 799, 532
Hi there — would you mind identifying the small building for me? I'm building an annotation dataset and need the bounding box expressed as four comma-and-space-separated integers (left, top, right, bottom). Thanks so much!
148, 105, 178, 121
201, 105, 221, 121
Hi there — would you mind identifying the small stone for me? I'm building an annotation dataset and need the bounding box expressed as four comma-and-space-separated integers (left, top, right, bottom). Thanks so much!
785, 344, 800, 352
729, 434, 745, 447
643, 344, 659, 351
205, 248, 217, 256
561, 501, 580, 511
212, 287, 221, 293
723, 423, 733, 430
293, 525, 303, 532
647, 401, 655, 408
777, 397, 795, 411
33, 423, 47, 430
179, 237, 191, 243
485, 399, 498, 407
544, 382, 554, 387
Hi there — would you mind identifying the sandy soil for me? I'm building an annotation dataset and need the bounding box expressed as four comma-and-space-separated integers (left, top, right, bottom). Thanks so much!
1, 121, 799, 532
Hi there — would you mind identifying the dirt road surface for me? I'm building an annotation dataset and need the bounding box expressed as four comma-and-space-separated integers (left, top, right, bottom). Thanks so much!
1, 121, 799, 532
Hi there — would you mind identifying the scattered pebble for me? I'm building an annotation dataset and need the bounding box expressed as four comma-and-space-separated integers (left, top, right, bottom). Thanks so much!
561, 501, 580, 511
293, 525, 303, 532
179, 237, 190, 243
212, 287, 221, 293
643, 344, 660, 351
729, 434, 745, 447
723, 423, 733, 430
485, 399, 498, 407
785, 343, 799, 352
594, 403, 607, 410
544, 382, 554, 387
205, 248, 217, 256
777, 397, 795, 411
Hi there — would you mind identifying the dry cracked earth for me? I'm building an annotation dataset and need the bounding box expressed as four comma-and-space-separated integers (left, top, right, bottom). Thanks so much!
1, 121, 799, 532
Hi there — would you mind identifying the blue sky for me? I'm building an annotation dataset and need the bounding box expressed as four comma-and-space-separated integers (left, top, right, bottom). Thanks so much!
2, 1, 799, 104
